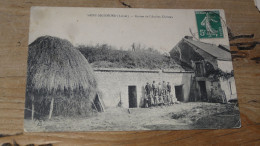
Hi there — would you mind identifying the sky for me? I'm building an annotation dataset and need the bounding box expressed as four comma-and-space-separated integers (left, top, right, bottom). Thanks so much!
29, 7, 229, 53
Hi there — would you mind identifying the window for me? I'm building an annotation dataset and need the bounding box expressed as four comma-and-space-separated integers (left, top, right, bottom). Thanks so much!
195, 62, 204, 77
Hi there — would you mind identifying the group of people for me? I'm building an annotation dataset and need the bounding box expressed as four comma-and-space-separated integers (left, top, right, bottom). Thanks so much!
144, 81, 173, 108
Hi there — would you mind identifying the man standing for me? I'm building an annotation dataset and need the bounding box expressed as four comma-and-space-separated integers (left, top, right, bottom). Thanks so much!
158, 82, 163, 104
152, 81, 156, 96
148, 83, 153, 106
167, 82, 172, 104
162, 81, 167, 95
145, 82, 152, 107
152, 81, 157, 106
162, 81, 167, 104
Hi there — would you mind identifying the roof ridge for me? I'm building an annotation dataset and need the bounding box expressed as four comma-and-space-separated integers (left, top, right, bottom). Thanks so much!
182, 38, 231, 61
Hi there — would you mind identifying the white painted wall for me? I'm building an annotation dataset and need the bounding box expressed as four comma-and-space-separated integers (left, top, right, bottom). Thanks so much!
94, 70, 193, 108
217, 60, 233, 73
219, 77, 237, 102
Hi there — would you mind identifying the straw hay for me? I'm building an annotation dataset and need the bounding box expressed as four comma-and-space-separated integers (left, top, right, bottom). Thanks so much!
25, 36, 97, 118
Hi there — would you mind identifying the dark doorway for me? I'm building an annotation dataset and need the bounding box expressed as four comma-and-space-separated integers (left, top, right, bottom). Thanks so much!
198, 81, 207, 101
175, 85, 184, 101
128, 86, 137, 108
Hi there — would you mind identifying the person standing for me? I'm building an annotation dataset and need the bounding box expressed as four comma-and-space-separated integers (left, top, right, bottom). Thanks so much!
162, 81, 167, 104
148, 83, 153, 106
145, 82, 152, 107
144, 83, 150, 108
158, 82, 163, 104
152, 81, 156, 106
153, 91, 158, 106
152, 81, 156, 96
162, 81, 167, 95
167, 82, 172, 104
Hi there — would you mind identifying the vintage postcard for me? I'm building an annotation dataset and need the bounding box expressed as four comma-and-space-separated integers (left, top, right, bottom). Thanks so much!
24, 7, 240, 132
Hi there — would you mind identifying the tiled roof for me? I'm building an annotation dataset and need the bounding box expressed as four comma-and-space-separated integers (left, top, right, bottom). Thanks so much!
184, 38, 232, 61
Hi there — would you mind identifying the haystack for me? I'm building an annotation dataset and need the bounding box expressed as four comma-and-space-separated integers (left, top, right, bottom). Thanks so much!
25, 36, 99, 119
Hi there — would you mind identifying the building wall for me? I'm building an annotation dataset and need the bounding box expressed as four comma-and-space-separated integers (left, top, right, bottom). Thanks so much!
170, 39, 204, 65
94, 70, 193, 108
205, 80, 225, 102
170, 39, 218, 69
195, 76, 237, 103
217, 60, 233, 73
219, 77, 237, 102
170, 38, 237, 103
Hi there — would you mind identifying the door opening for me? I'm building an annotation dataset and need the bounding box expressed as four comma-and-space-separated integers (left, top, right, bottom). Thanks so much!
128, 86, 137, 108
175, 85, 184, 101
198, 81, 207, 101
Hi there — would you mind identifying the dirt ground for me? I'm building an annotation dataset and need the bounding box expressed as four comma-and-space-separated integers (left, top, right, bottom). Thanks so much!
24, 102, 241, 132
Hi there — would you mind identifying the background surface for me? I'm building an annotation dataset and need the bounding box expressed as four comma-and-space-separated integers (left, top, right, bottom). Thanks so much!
0, 0, 259, 145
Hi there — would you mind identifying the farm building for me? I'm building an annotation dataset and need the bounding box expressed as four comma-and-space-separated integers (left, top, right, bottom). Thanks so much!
170, 36, 237, 103
94, 68, 194, 108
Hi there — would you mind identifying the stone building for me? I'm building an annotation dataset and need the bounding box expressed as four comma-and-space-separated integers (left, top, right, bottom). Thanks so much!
94, 68, 194, 108
170, 36, 237, 103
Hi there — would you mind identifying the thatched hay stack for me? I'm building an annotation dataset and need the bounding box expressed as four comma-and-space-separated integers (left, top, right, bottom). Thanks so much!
25, 36, 98, 119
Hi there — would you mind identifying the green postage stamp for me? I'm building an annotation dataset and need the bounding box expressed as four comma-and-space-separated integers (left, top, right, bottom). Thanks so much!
195, 11, 224, 39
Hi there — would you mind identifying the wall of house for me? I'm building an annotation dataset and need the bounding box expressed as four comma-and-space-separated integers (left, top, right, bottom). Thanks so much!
170, 39, 218, 70
170, 38, 237, 103
94, 70, 193, 108
219, 77, 237, 102
170, 39, 205, 66
217, 60, 234, 73
195, 76, 237, 103
205, 80, 225, 103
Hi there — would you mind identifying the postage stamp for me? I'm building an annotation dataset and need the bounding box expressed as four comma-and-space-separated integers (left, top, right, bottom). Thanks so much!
195, 11, 224, 39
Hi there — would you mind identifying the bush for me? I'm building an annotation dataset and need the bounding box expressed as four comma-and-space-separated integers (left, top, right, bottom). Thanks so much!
77, 44, 182, 70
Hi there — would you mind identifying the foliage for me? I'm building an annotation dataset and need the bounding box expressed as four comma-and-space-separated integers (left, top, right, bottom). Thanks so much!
207, 68, 234, 81
77, 44, 182, 70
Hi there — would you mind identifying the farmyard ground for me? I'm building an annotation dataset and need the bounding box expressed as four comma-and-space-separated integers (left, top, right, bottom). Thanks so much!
24, 102, 240, 132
